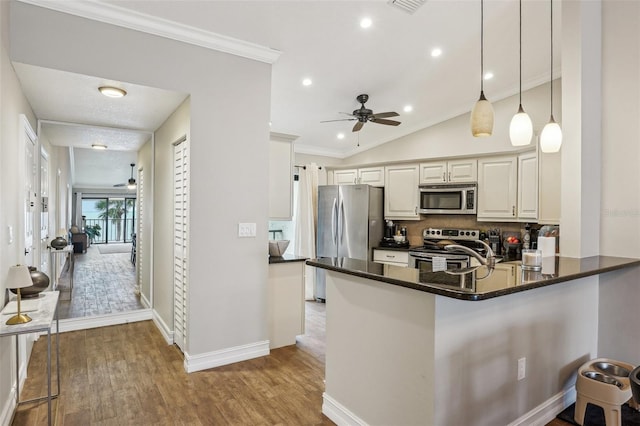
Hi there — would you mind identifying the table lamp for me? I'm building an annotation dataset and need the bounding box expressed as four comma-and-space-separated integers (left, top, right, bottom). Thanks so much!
5, 265, 33, 325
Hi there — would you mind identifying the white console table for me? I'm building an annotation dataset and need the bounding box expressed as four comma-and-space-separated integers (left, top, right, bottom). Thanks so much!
0, 291, 60, 425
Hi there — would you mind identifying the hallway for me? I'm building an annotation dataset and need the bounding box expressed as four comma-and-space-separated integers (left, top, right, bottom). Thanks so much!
56, 244, 144, 319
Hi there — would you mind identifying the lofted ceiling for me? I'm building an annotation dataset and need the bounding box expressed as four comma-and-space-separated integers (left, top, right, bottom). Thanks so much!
12, 0, 561, 187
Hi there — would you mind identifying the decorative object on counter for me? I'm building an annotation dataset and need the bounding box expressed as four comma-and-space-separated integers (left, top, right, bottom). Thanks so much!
393, 235, 406, 243
522, 223, 531, 249
522, 249, 542, 271
488, 228, 501, 255
5, 265, 33, 325
269, 240, 290, 257
503, 231, 522, 261
540, 0, 563, 153
9, 266, 49, 299
538, 236, 556, 258
50, 228, 68, 250
470, 0, 494, 137
509, 0, 533, 147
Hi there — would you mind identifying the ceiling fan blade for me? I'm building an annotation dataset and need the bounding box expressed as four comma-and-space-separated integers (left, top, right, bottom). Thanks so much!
114, 183, 126, 187
371, 111, 399, 119
352, 121, 364, 132
321, 118, 356, 123
371, 118, 401, 126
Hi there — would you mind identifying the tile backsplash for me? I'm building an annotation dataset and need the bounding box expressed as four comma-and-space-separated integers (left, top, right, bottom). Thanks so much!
394, 216, 547, 248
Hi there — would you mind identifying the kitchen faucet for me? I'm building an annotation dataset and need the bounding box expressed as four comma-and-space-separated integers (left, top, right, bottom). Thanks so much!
443, 240, 497, 279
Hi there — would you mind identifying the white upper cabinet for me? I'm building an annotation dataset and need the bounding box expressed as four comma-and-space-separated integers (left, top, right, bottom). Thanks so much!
331, 166, 385, 186
419, 159, 477, 184
517, 151, 538, 220
333, 169, 358, 185
384, 164, 420, 220
477, 156, 518, 220
269, 133, 296, 220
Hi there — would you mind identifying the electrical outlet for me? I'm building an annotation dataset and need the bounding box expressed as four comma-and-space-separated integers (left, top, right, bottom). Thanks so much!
517, 357, 526, 381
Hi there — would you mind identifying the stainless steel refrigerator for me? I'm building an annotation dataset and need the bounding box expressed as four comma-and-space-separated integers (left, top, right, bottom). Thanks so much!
315, 184, 384, 301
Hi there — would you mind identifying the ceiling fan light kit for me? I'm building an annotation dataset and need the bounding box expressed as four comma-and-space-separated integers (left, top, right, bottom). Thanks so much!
321, 94, 401, 134
540, 0, 562, 153
114, 163, 137, 189
470, 0, 494, 138
509, 0, 533, 147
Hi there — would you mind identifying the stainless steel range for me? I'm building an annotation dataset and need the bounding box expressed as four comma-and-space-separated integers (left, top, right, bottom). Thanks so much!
408, 228, 484, 289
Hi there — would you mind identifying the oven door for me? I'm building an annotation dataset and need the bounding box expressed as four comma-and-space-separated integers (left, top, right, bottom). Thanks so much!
409, 252, 474, 289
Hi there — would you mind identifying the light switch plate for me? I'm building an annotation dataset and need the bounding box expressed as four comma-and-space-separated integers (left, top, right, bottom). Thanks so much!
238, 223, 257, 237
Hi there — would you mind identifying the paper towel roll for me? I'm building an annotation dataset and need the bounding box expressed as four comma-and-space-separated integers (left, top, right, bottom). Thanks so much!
542, 256, 556, 275
538, 237, 556, 258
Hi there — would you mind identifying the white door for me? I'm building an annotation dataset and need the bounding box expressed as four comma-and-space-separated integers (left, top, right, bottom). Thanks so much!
22, 116, 37, 267
173, 138, 189, 352
135, 167, 143, 296
40, 147, 50, 272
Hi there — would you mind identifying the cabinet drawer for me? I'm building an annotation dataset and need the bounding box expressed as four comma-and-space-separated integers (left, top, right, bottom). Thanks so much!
373, 250, 409, 266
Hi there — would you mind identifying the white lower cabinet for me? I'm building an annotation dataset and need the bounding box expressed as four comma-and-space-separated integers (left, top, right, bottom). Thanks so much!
268, 261, 305, 349
384, 164, 420, 220
373, 249, 409, 266
475, 263, 517, 292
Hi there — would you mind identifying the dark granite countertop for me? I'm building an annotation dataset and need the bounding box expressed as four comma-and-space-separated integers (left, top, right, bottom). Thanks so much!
306, 256, 640, 300
269, 254, 307, 264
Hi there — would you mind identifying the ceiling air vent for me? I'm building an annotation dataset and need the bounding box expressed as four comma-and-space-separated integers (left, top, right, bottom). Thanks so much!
387, 0, 427, 15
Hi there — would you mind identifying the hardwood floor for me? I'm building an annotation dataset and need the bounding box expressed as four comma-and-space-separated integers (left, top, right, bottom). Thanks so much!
12, 301, 332, 425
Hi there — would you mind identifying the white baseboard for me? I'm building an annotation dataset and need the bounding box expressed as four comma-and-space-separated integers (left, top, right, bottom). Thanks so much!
140, 292, 151, 309
184, 340, 269, 373
58, 309, 152, 333
152, 309, 174, 345
322, 393, 368, 426
507, 386, 576, 426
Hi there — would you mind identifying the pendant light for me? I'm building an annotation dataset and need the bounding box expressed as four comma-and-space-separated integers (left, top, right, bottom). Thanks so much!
470, 0, 494, 137
540, 0, 562, 153
509, 0, 533, 146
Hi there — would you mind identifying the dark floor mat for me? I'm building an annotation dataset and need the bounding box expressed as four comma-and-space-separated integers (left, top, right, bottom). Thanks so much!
557, 402, 640, 426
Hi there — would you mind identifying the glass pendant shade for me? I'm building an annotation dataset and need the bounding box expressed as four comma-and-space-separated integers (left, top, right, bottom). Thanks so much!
509, 105, 533, 146
471, 92, 494, 137
540, 116, 563, 153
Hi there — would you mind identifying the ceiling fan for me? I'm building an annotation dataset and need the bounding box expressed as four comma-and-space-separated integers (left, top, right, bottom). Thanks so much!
321, 94, 401, 132
114, 163, 137, 189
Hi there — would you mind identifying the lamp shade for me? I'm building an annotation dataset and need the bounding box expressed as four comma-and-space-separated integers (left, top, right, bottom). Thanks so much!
470, 92, 494, 137
509, 105, 533, 146
540, 116, 563, 153
6, 265, 32, 289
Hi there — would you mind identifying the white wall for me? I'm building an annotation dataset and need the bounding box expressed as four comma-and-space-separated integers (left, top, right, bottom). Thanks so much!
597, 0, 640, 364
9, 2, 272, 362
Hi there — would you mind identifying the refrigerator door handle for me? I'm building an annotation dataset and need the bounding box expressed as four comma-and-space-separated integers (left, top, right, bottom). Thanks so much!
339, 200, 345, 243
331, 198, 338, 245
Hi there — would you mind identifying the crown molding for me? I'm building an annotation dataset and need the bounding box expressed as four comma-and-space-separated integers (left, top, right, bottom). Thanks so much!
17, 0, 281, 64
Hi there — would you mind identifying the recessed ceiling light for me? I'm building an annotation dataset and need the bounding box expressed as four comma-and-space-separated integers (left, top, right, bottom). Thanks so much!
403, 105, 413, 113
302, 78, 313, 86
431, 48, 442, 57
91, 144, 107, 150
483, 71, 494, 80
99, 86, 127, 98
360, 17, 372, 29
337, 133, 345, 140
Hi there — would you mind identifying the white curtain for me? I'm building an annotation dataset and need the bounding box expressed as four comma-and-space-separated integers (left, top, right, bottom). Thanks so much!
295, 163, 319, 300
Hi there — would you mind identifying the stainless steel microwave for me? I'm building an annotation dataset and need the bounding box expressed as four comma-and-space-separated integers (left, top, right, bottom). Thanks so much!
418, 183, 477, 215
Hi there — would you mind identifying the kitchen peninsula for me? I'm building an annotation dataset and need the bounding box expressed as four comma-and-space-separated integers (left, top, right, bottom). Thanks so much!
307, 255, 640, 425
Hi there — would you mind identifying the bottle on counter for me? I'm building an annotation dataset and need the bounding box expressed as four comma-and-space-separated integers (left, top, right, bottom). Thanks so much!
523, 223, 531, 249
